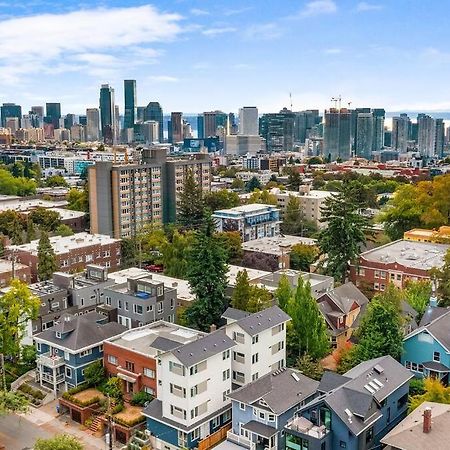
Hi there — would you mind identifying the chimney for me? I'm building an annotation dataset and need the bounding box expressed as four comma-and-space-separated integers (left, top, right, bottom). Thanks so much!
210, 324, 217, 333
423, 407, 432, 433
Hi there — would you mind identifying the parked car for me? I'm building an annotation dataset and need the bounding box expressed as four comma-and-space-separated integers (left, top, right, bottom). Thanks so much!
144, 264, 164, 273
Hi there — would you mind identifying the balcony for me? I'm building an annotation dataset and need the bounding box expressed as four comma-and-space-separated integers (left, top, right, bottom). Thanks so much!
286, 416, 329, 439
40, 371, 65, 384
37, 352, 65, 368
227, 431, 256, 450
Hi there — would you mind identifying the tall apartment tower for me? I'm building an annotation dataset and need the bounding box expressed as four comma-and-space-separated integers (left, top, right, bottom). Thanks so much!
99, 84, 115, 144
323, 108, 351, 161
259, 108, 295, 152
86, 108, 100, 141
1, 103, 22, 128
294, 110, 321, 143
355, 112, 374, 159
169, 112, 183, 143
124, 80, 137, 130
144, 102, 163, 143
435, 118, 445, 158
238, 107, 258, 135
391, 114, 411, 153
197, 114, 204, 138
417, 114, 436, 158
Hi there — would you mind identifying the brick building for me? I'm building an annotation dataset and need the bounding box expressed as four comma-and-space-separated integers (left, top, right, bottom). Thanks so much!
350, 240, 450, 292
0, 258, 31, 287
7, 232, 121, 282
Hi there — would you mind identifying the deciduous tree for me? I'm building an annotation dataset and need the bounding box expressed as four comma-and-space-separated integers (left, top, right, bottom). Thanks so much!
177, 169, 205, 230
274, 274, 292, 311
290, 244, 319, 271
34, 434, 84, 450
231, 270, 251, 311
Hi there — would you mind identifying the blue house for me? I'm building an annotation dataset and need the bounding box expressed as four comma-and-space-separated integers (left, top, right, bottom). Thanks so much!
403, 307, 450, 384
216, 368, 319, 450
284, 356, 413, 450
34, 312, 126, 394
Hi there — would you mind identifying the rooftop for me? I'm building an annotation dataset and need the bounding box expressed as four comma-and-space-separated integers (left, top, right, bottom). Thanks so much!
0, 258, 29, 273
0, 197, 68, 212
359, 239, 449, 270
8, 232, 120, 255
213, 203, 279, 216
227, 265, 271, 287
406, 310, 450, 351
242, 235, 316, 256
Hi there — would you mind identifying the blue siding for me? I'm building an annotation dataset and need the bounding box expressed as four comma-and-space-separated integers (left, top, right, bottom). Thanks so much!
146, 418, 179, 447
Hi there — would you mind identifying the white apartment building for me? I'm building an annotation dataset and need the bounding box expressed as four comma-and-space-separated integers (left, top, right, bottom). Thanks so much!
222, 305, 291, 387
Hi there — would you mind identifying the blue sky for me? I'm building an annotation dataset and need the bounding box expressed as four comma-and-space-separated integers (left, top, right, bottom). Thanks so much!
1, 0, 449, 115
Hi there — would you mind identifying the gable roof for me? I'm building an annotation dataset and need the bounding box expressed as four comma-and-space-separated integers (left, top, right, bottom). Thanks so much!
228, 368, 319, 415
171, 329, 235, 367
222, 307, 251, 322
323, 282, 369, 314
420, 305, 450, 327
35, 312, 126, 351
233, 305, 291, 336
318, 371, 350, 393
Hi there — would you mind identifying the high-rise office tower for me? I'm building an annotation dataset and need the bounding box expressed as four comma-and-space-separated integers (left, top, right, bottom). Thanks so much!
45, 103, 61, 129
434, 118, 445, 158
372, 109, 385, 152
142, 121, 159, 143
239, 107, 259, 136
170, 112, 183, 143
323, 108, 352, 161
5, 118, 19, 134
294, 110, 320, 143
136, 106, 146, 123
31, 106, 44, 118
114, 105, 120, 143
227, 112, 237, 135
350, 108, 370, 150
197, 114, 204, 139
99, 84, 115, 144
355, 112, 374, 159
259, 108, 295, 152
417, 114, 436, 157
1, 103, 22, 128
124, 80, 137, 130
64, 114, 78, 129
86, 108, 100, 141
203, 112, 217, 137
21, 115, 33, 129
392, 114, 411, 153
144, 102, 163, 142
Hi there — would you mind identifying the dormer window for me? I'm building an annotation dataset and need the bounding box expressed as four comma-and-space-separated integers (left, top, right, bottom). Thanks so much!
259, 399, 269, 407
56, 331, 62, 338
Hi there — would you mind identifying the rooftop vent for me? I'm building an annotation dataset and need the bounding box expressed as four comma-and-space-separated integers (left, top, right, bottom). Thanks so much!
291, 372, 300, 382
374, 364, 384, 374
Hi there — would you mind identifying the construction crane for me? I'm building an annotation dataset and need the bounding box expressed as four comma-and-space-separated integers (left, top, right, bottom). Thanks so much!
289, 92, 293, 111
331, 97, 338, 108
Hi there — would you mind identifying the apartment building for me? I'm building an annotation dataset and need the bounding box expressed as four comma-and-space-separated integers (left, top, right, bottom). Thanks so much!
143, 330, 236, 450
222, 305, 291, 387
0, 259, 31, 287
6, 232, 121, 282
404, 226, 450, 243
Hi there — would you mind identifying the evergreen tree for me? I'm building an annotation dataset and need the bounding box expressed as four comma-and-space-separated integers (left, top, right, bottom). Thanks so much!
287, 277, 330, 360
245, 176, 261, 193
247, 286, 272, 313
26, 217, 36, 242
274, 274, 292, 311
318, 183, 372, 283
177, 169, 205, 230
281, 195, 303, 235
184, 215, 228, 331
37, 231, 57, 281
296, 354, 324, 381
10, 218, 24, 245
431, 249, 450, 305
231, 270, 251, 311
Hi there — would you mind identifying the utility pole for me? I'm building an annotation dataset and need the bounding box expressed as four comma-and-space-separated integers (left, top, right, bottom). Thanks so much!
106, 395, 113, 450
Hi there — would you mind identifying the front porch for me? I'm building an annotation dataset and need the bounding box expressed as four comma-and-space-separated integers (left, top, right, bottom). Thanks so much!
241, 421, 278, 450
36, 352, 66, 395
423, 361, 450, 385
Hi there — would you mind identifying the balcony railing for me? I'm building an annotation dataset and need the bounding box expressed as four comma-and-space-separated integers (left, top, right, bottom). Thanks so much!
227, 431, 256, 450
286, 417, 329, 439
37, 352, 65, 368
40, 371, 65, 384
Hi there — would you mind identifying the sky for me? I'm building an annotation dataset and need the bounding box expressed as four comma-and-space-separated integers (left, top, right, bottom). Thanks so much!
1, 0, 450, 115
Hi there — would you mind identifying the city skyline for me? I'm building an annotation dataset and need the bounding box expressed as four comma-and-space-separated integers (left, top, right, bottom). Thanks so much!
1, 1, 450, 114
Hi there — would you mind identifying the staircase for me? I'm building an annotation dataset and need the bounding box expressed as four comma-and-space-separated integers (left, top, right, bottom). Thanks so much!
89, 415, 103, 433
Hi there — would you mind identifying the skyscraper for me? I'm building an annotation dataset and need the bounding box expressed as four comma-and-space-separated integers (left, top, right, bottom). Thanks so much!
435, 118, 445, 158
124, 80, 137, 130
323, 108, 351, 161
238, 107, 259, 135
259, 108, 295, 152
64, 114, 78, 129
99, 84, 115, 144
1, 103, 22, 128
86, 108, 100, 141
197, 114, 204, 139
294, 110, 320, 143
203, 111, 217, 137
372, 109, 385, 152
45, 103, 61, 129
136, 106, 146, 123
170, 112, 183, 143
355, 112, 374, 159
144, 102, 163, 143
392, 114, 411, 153
417, 114, 436, 157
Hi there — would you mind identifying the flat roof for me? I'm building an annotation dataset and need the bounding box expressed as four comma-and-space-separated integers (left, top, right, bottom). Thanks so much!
272, 188, 336, 199
213, 203, 279, 216
242, 235, 317, 256
0, 258, 29, 272
227, 265, 271, 286
360, 239, 449, 270
0, 198, 68, 212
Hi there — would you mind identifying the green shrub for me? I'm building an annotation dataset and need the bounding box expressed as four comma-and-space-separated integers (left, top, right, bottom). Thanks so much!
113, 414, 145, 428
67, 382, 90, 395
111, 402, 124, 414
84, 418, 93, 428
409, 378, 426, 396
130, 391, 153, 406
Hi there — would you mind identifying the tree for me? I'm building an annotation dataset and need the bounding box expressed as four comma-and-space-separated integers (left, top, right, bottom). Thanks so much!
84, 361, 105, 386
184, 215, 228, 331
274, 274, 292, 311
67, 187, 89, 212
177, 169, 205, 230
318, 184, 372, 283
214, 231, 243, 263
245, 176, 262, 193
161, 230, 194, 278
248, 189, 277, 205
287, 171, 302, 191
0, 279, 40, 361
29, 207, 61, 232
409, 378, 450, 412
307, 157, 323, 165
55, 224, 74, 237
231, 178, 245, 190
0, 210, 25, 242
287, 277, 330, 361
37, 231, 58, 281
231, 270, 251, 311
0, 390, 28, 416
431, 249, 450, 305
281, 196, 304, 235
103, 377, 123, 401
404, 280, 431, 319
26, 216, 36, 242
290, 244, 319, 271
242, 251, 279, 272
45, 175, 69, 188
296, 354, 324, 381
247, 285, 272, 313
0, 168, 36, 196
204, 190, 240, 212
34, 434, 84, 450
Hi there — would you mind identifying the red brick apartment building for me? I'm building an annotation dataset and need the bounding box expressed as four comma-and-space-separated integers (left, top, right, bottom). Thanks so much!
103, 321, 205, 400
0, 259, 31, 287
350, 240, 449, 292
6, 232, 121, 282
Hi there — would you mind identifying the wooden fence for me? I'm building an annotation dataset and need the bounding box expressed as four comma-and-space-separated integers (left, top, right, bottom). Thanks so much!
198, 423, 232, 450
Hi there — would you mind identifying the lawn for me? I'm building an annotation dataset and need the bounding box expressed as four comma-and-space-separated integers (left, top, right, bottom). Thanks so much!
72, 388, 105, 403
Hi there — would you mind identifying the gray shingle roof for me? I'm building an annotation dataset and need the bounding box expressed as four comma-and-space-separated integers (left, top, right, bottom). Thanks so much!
242, 421, 277, 438
222, 307, 251, 322
233, 305, 291, 337
411, 310, 450, 351
34, 312, 127, 351
228, 368, 319, 415
419, 305, 450, 327
151, 336, 183, 352
324, 282, 369, 314
318, 371, 350, 393
171, 329, 236, 367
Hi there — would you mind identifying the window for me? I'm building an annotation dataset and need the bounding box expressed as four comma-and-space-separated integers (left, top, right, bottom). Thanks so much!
125, 361, 135, 372
65, 367, 72, 377
177, 430, 187, 447
191, 427, 200, 441
157, 286, 163, 296
405, 361, 411, 369
55, 331, 62, 339
157, 302, 163, 314
36, 342, 41, 352
252, 372, 259, 381
233, 351, 245, 363
211, 416, 220, 429
223, 389, 230, 401
223, 369, 230, 380
397, 393, 408, 410
252, 335, 259, 344
134, 304, 143, 315
222, 410, 231, 422
233, 371, 245, 383
268, 414, 275, 422
252, 353, 259, 364
125, 302, 129, 311
365, 427, 374, 443
374, 270, 380, 278
411, 362, 418, 371
80, 349, 92, 357
147, 305, 153, 312
144, 386, 155, 395
259, 411, 265, 420
380, 271, 386, 279
233, 331, 245, 344
171, 405, 186, 420
169, 360, 185, 375
170, 383, 186, 398
339, 442, 347, 448
105, 296, 111, 306
118, 300, 122, 309
374, 282, 379, 290
108, 355, 118, 365
239, 403, 246, 411
434, 351, 441, 362
222, 349, 230, 360
144, 368, 155, 378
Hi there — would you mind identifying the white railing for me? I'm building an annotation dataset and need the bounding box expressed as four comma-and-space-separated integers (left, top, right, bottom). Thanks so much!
40, 372, 65, 384
38, 352, 65, 368
227, 431, 256, 450
286, 417, 329, 439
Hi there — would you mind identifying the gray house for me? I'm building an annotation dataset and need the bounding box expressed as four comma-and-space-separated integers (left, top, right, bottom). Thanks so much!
104, 275, 177, 328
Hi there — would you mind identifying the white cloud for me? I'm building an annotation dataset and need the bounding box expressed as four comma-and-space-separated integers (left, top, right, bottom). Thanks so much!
356, 2, 383, 11
223, 7, 253, 16
301, 0, 337, 17
0, 5, 183, 85
190, 8, 209, 16
148, 75, 179, 83
245, 23, 283, 40
202, 27, 236, 36
324, 48, 342, 54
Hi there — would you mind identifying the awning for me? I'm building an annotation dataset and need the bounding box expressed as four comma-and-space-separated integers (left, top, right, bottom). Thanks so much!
242, 421, 277, 439
422, 361, 450, 373
117, 372, 137, 383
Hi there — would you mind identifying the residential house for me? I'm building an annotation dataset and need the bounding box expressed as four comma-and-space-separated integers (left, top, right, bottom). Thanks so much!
381, 401, 450, 450
34, 312, 126, 394
284, 356, 413, 450
143, 329, 236, 450
222, 306, 291, 388
222, 368, 319, 450
103, 321, 205, 400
